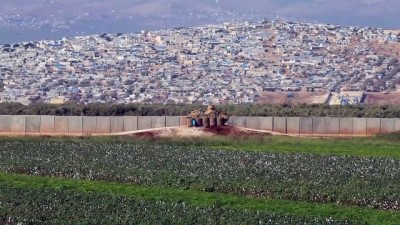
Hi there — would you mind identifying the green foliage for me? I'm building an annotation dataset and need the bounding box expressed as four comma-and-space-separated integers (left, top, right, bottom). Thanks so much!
3, 173, 397, 225
1, 140, 400, 210
3, 135, 400, 158
1, 102, 400, 117
2, 137, 400, 224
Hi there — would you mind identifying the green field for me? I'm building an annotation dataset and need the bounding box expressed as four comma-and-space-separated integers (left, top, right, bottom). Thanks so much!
1, 135, 400, 224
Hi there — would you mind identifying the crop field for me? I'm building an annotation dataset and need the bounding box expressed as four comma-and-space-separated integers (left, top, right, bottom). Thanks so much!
1, 135, 400, 224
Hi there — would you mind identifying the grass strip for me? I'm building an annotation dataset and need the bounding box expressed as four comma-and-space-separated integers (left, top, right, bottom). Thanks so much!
1, 172, 399, 225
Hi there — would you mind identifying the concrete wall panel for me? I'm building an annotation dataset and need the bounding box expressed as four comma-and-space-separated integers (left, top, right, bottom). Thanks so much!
224, 116, 236, 126
111, 117, 124, 133
123, 116, 138, 132
82, 117, 97, 134
380, 118, 395, 134
352, 118, 367, 136
96, 116, 111, 133
232, 116, 246, 128
299, 117, 313, 135
367, 118, 381, 135
246, 117, 260, 130
55, 117, 69, 134
11, 116, 26, 134
166, 116, 180, 127
313, 117, 339, 135
152, 116, 166, 129
0, 115, 11, 133
40, 116, 55, 134
138, 116, 152, 130
339, 118, 353, 135
286, 117, 300, 134
326, 117, 340, 135
0, 116, 396, 136
224, 116, 234, 126
287, 117, 300, 134
69, 116, 82, 134
180, 116, 188, 126
260, 117, 273, 131
395, 119, 400, 132
25, 115, 40, 134
273, 117, 287, 133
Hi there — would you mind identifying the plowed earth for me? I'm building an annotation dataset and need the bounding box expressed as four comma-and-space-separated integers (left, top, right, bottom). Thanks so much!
132, 126, 271, 138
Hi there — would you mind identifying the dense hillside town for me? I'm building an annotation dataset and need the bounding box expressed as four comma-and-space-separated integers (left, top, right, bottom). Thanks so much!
0, 20, 399, 105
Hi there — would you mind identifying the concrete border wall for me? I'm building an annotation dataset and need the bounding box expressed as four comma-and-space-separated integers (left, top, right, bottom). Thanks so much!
299, 117, 312, 135
260, 117, 273, 131
11, 116, 26, 134
124, 116, 138, 132
0, 115, 11, 133
246, 117, 260, 130
229, 116, 246, 128
138, 117, 152, 130
55, 116, 69, 134
1, 115, 400, 136
381, 118, 395, 134
69, 116, 83, 134
111, 117, 124, 133
40, 116, 55, 134
352, 118, 367, 136
82, 117, 97, 134
395, 119, 400, 133
313, 117, 339, 135
166, 116, 180, 127
96, 117, 111, 134
224, 116, 235, 126
287, 117, 300, 135
273, 117, 287, 133
152, 116, 166, 129
25, 115, 40, 134
180, 117, 188, 127
326, 117, 340, 135
366, 118, 381, 135
339, 118, 353, 136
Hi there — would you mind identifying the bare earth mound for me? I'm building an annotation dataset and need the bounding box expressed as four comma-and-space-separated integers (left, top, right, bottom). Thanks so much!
131, 126, 272, 138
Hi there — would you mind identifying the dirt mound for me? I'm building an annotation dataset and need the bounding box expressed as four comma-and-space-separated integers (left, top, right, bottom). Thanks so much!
132, 126, 272, 138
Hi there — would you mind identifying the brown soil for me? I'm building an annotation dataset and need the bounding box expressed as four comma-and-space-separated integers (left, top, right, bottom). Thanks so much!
132, 126, 272, 138
364, 92, 400, 105
257, 91, 329, 104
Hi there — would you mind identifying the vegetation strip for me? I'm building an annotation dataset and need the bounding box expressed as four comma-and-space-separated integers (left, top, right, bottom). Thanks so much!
2, 135, 400, 158
0, 172, 399, 225
1, 139, 400, 210
210, 136, 400, 158
0, 182, 362, 225
2, 102, 400, 118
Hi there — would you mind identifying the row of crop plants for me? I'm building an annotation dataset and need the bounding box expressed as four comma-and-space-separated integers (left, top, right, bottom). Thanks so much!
0, 138, 399, 224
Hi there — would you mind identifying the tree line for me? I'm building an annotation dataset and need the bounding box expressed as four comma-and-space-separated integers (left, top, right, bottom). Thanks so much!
1, 102, 400, 118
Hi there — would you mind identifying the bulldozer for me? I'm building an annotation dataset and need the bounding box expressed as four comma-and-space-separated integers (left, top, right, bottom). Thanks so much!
187, 105, 229, 128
